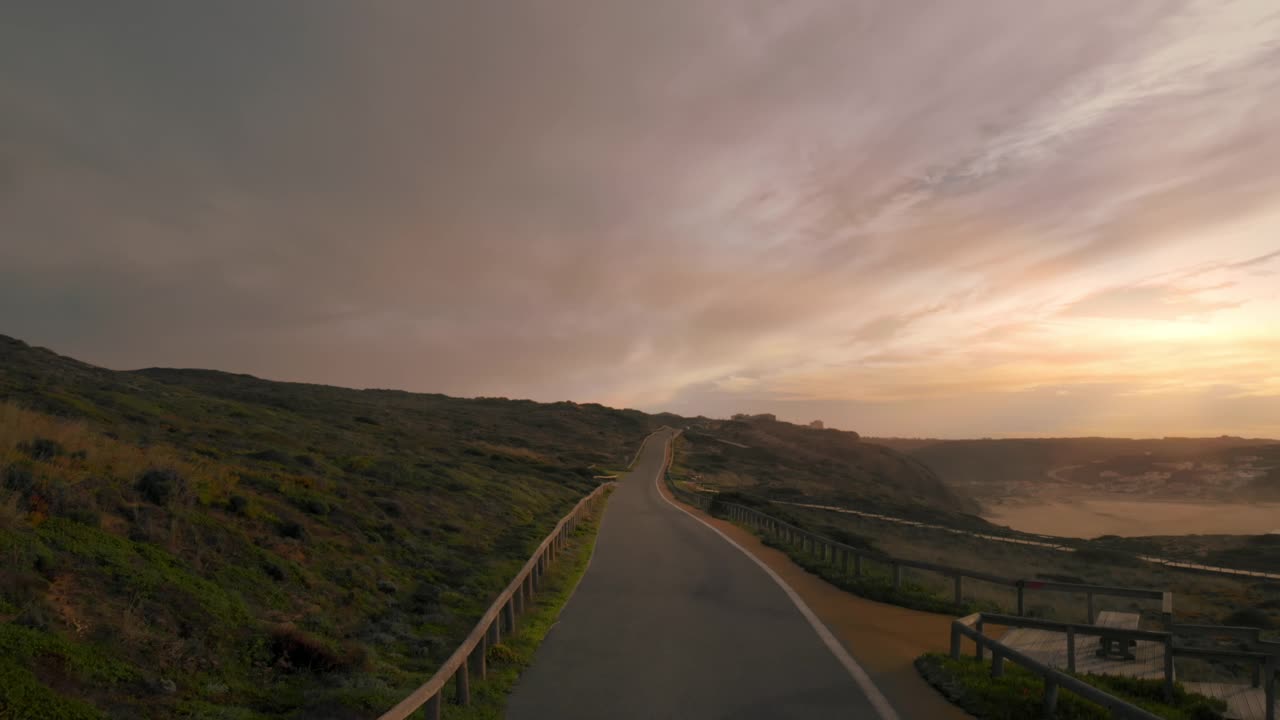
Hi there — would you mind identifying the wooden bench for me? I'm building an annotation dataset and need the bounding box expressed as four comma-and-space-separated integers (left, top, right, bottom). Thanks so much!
1095, 610, 1140, 660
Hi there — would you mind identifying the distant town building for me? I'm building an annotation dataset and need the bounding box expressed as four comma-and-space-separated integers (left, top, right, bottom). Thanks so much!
808, 420, 824, 429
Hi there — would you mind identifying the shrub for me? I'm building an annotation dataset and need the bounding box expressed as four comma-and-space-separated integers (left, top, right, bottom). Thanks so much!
916, 652, 1227, 720
288, 493, 329, 516
245, 448, 292, 465
18, 437, 65, 461
268, 625, 366, 673
1222, 607, 1272, 629
277, 520, 307, 540
486, 643, 520, 665
225, 494, 249, 516
135, 468, 182, 505
3, 462, 37, 497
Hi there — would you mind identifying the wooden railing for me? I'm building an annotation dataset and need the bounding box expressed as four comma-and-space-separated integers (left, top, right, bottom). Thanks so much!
953, 613, 1279, 720
715, 500, 1171, 625
377, 483, 611, 720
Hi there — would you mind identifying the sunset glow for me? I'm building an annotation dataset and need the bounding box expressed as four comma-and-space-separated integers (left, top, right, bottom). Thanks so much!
3, 1, 1279, 437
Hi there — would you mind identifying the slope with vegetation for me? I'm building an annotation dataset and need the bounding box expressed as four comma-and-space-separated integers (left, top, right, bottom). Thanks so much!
872, 436, 1280, 504
0, 335, 660, 719
674, 416, 982, 521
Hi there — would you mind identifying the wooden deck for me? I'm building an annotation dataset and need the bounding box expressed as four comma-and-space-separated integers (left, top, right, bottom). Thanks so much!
1000, 612, 1277, 720
1001, 626, 1167, 680
1185, 682, 1274, 720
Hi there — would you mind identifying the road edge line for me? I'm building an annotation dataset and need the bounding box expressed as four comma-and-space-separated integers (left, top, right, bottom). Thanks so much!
652, 433, 901, 720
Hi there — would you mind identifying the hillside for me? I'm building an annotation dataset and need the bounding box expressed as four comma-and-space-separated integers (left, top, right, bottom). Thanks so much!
0, 335, 661, 719
871, 436, 1280, 505
674, 417, 982, 519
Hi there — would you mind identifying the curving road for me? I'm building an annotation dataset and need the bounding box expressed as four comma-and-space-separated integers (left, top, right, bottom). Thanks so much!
507, 429, 892, 719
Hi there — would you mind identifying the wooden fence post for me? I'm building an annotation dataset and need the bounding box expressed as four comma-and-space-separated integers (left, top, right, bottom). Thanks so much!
424, 692, 441, 720
504, 598, 516, 633
1163, 636, 1175, 703
1087, 592, 1094, 624
1066, 627, 1076, 673
954, 574, 963, 606
950, 624, 962, 660
991, 649, 1005, 678
470, 636, 487, 682
1264, 658, 1275, 720
455, 661, 470, 705
1017, 581, 1025, 616
975, 618, 985, 661
1042, 678, 1059, 718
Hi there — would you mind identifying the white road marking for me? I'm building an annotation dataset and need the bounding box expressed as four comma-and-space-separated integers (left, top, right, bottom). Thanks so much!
651, 431, 901, 720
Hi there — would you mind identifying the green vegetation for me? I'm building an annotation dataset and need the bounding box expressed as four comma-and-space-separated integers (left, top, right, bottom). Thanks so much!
873, 436, 1280, 506
915, 653, 1227, 720
671, 422, 985, 525
0, 335, 660, 718
757, 532, 997, 615
439, 496, 606, 719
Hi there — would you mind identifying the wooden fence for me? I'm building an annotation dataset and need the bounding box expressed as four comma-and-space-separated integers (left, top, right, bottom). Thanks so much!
717, 500, 1171, 625
377, 484, 611, 720
952, 612, 1279, 720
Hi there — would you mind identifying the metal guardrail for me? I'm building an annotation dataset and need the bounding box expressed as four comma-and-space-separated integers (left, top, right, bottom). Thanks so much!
377, 483, 611, 720
713, 500, 1172, 625
952, 612, 1279, 720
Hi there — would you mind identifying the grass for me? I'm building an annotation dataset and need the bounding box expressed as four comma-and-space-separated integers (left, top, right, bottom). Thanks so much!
747, 522, 999, 616
0, 334, 660, 718
915, 653, 1227, 720
437, 493, 607, 719
671, 420, 985, 520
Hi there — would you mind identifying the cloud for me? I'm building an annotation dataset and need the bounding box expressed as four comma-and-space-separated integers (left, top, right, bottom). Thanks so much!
2, 0, 1280, 438
1060, 283, 1243, 320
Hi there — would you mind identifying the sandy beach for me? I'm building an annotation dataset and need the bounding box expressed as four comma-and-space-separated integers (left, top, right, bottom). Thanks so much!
983, 498, 1280, 538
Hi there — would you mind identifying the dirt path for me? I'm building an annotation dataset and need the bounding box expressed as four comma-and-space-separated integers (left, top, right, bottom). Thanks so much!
657, 478, 972, 719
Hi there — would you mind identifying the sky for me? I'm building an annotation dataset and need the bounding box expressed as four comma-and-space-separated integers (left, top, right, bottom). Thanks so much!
3, 1, 1279, 439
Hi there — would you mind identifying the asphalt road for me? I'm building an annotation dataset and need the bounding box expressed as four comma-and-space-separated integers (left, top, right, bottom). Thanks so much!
506, 429, 890, 719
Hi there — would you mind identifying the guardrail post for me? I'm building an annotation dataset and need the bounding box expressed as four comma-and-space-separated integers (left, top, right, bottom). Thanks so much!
424, 692, 441, 720
1066, 627, 1076, 673
954, 574, 963, 606
1265, 657, 1275, 720
470, 636, 487, 681
991, 648, 1005, 678
975, 618, 985, 661
1042, 678, 1059, 718
1162, 636, 1175, 703
455, 661, 470, 705
1017, 581, 1025, 616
